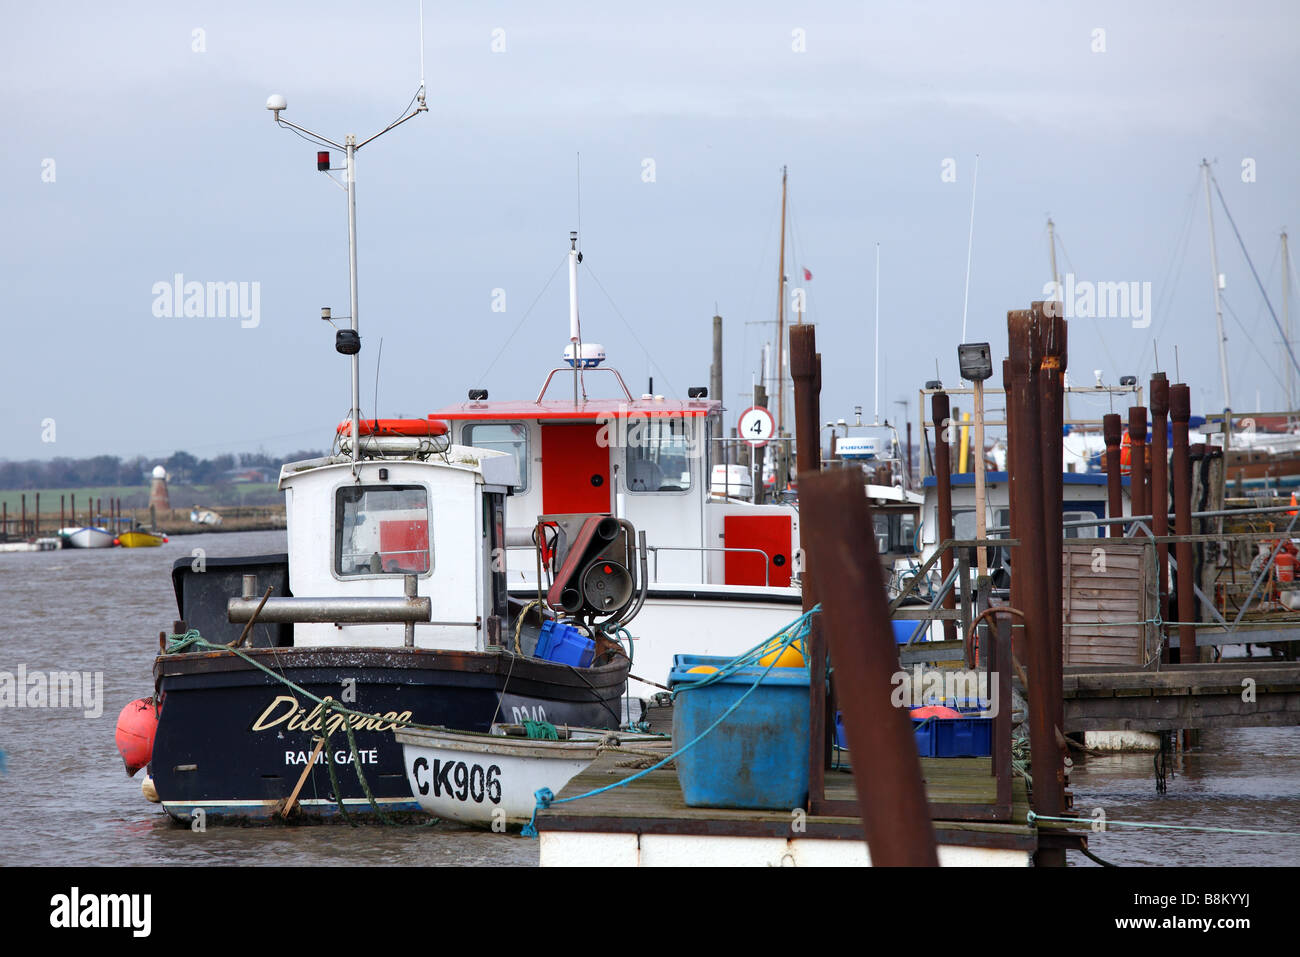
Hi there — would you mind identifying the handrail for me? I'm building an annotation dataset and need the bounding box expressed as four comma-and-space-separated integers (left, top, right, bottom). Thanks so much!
534, 367, 634, 403
888, 537, 1019, 614
647, 545, 773, 586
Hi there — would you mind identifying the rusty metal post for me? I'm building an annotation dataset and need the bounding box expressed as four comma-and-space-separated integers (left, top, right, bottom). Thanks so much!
1033, 302, 1066, 735
931, 392, 958, 641
1150, 375, 1170, 619
60, 495, 65, 533
1128, 407, 1148, 536
21, 494, 26, 539
906, 421, 914, 487
790, 325, 832, 805
1003, 359, 1020, 619
1008, 309, 1066, 866
1103, 414, 1123, 537
800, 468, 940, 865
1171, 385, 1196, 663
71, 493, 76, 526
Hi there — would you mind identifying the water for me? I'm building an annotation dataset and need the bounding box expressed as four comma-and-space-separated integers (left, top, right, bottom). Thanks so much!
0, 530, 536, 866
2, 529, 1298, 866
1068, 726, 1300, 866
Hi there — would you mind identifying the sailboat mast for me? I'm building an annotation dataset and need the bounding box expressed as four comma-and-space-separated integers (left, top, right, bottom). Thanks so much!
775, 166, 788, 485
1047, 217, 1070, 421
1201, 159, 1232, 411
1284, 230, 1293, 413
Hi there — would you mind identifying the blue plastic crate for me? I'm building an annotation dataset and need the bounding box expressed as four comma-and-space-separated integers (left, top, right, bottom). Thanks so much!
912, 713, 992, 757
668, 654, 809, 810
535, 620, 595, 668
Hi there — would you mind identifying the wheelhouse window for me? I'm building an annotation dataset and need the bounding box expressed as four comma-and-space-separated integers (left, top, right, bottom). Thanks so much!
624, 418, 693, 492
335, 485, 430, 577
462, 422, 528, 491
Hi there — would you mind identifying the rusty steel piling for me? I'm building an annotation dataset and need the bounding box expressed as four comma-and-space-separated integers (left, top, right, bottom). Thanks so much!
1171, 384, 1196, 663
1129, 406, 1148, 536
1150, 374, 1170, 625
1103, 414, 1123, 537
800, 467, 940, 866
931, 391, 958, 641
1007, 308, 1066, 866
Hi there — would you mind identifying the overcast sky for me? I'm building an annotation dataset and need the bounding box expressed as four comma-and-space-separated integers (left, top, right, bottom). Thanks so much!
4, 1, 1297, 463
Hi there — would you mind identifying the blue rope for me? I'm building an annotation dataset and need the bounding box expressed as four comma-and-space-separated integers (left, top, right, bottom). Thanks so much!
521, 605, 820, 837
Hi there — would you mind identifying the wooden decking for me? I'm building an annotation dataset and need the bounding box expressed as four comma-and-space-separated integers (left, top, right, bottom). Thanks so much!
1063, 660, 1300, 731
536, 751, 1043, 853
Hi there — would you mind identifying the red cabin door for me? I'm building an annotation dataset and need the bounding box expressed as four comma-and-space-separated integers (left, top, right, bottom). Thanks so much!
541, 424, 611, 514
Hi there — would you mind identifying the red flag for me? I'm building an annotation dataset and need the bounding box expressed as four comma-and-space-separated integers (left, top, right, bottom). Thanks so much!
802, 267, 813, 280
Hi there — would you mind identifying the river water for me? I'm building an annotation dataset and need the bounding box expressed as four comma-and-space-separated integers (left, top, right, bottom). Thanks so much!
1, 529, 1297, 866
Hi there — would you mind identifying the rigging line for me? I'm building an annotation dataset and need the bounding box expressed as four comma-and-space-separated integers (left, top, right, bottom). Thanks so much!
1053, 230, 1122, 379
582, 263, 678, 397
1210, 172, 1300, 381
742, 194, 783, 334
786, 195, 815, 325
1136, 171, 1203, 374
277, 121, 338, 152
473, 253, 569, 386
1221, 291, 1287, 395
960, 152, 979, 343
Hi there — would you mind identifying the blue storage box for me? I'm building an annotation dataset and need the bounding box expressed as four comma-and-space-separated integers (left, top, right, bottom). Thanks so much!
535, 620, 595, 668
669, 654, 809, 810
912, 712, 992, 757
833, 706, 992, 757
892, 619, 922, 644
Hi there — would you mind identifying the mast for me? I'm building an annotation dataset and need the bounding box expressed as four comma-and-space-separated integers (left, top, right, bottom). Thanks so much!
874, 242, 881, 425
775, 166, 788, 487
1201, 159, 1232, 411
1047, 217, 1070, 422
1284, 230, 1293, 413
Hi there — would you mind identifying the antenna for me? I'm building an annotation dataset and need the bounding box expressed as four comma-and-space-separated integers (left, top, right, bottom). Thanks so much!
374, 337, 384, 431
417, 0, 427, 108
960, 153, 980, 342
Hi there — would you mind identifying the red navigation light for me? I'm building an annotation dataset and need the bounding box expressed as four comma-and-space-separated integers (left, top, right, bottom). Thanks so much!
316, 151, 330, 171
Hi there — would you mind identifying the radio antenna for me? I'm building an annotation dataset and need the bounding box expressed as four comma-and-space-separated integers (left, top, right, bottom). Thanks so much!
417, 1, 427, 108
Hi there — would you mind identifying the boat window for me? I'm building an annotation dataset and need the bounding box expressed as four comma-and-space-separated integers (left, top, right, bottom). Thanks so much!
462, 423, 529, 491
872, 514, 890, 554
1063, 510, 1100, 539
335, 485, 431, 577
624, 418, 693, 493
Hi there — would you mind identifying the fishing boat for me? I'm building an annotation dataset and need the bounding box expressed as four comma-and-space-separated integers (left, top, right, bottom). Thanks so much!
126, 420, 643, 821
118, 527, 167, 548
423, 232, 804, 705
116, 87, 656, 823
59, 526, 115, 549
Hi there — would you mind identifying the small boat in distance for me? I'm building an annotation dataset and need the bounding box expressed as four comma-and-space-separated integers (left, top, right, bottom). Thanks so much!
59, 526, 115, 549
119, 527, 167, 548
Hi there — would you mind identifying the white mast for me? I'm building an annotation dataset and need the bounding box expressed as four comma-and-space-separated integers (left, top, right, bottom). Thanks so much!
1284, 230, 1293, 413
874, 242, 881, 425
568, 229, 581, 405
1201, 159, 1232, 411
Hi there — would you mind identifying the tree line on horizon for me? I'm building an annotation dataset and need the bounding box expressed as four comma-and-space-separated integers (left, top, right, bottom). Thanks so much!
0, 449, 326, 490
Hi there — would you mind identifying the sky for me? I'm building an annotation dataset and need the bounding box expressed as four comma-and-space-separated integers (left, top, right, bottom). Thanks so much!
3, 1, 1298, 463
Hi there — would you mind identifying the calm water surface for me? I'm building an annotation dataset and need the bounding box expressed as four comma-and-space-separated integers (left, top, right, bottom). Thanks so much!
2, 530, 1297, 866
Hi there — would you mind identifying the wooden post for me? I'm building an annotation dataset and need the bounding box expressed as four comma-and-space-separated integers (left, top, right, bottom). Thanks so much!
800, 468, 940, 866
1034, 301, 1066, 738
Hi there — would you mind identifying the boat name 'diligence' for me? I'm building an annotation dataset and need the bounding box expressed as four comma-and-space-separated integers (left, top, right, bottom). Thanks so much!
250, 694, 411, 736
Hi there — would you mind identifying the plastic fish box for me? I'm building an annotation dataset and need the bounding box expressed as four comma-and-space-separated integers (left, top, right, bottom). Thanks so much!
668, 654, 809, 810
912, 714, 992, 758
535, 620, 595, 668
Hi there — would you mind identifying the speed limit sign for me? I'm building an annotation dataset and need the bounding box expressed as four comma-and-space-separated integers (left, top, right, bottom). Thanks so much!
738, 406, 775, 447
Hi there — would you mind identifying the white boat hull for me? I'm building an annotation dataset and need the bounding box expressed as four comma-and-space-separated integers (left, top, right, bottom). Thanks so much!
59, 526, 115, 549
396, 728, 599, 826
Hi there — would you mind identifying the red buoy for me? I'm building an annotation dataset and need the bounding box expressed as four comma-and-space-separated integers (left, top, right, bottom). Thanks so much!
115, 697, 159, 777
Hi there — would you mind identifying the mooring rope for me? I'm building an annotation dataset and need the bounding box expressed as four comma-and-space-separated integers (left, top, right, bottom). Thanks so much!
1027, 811, 1300, 838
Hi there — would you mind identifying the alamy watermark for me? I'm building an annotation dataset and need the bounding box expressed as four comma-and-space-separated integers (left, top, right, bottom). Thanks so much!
890, 666, 998, 716
0, 666, 103, 718
1042, 272, 1152, 328
152, 274, 260, 328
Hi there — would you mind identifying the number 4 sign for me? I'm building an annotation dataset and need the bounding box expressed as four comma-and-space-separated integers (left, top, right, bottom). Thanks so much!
739, 406, 775, 447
